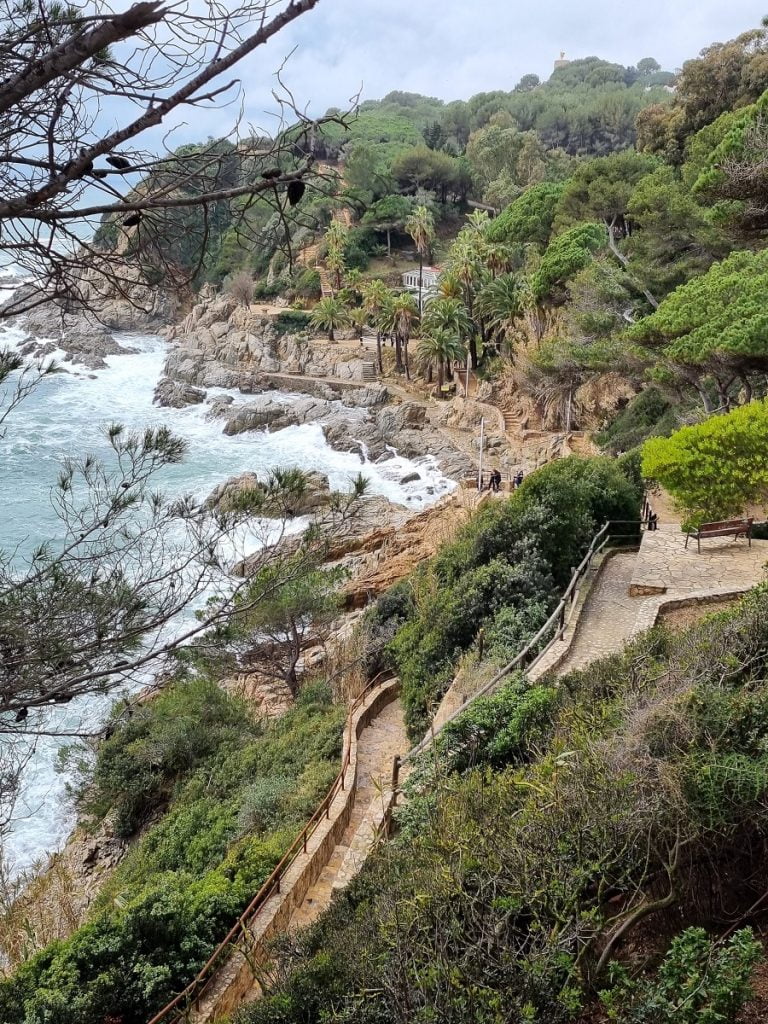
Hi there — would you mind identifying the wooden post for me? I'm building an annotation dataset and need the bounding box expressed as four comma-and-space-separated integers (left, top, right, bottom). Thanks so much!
391, 755, 401, 792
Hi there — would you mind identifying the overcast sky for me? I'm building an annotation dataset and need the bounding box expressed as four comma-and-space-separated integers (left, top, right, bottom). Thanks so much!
197, 0, 764, 137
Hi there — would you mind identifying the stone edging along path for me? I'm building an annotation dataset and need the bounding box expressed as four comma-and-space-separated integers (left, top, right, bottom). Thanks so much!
184, 678, 402, 1024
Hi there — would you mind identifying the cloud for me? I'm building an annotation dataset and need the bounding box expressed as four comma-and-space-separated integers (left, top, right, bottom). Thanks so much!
103, 0, 766, 148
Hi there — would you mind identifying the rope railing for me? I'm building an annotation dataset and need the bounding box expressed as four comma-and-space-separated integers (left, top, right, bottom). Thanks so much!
146, 669, 394, 1024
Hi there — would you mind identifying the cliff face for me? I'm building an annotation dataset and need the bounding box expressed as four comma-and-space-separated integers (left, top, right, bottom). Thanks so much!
164, 292, 371, 388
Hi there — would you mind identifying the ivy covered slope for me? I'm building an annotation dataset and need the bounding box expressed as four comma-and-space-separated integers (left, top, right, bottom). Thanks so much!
240, 586, 768, 1024
361, 455, 640, 741
0, 678, 344, 1024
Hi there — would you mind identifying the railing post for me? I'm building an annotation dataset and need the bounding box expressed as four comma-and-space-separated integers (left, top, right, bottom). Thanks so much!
558, 603, 566, 638
391, 755, 401, 793
477, 627, 485, 662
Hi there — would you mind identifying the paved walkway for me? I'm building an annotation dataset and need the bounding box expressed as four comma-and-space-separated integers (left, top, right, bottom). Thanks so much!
536, 551, 641, 678
629, 525, 768, 595
288, 699, 408, 930
536, 532, 768, 680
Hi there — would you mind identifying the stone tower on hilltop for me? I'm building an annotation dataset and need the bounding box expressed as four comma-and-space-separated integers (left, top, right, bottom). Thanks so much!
554, 51, 571, 70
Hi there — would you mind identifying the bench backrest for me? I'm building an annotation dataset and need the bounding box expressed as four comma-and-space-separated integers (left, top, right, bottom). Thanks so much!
699, 517, 753, 535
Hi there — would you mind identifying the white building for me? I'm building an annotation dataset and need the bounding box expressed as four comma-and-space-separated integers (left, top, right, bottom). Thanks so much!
402, 266, 440, 302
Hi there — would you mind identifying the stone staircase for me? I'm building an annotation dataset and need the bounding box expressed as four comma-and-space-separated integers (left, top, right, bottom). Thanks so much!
288, 700, 407, 929
361, 361, 376, 382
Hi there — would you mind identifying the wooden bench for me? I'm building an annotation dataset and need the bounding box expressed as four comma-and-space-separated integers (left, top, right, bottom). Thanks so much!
685, 517, 753, 553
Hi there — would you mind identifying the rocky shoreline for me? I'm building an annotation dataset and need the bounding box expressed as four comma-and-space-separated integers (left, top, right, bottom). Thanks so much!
159, 288, 483, 481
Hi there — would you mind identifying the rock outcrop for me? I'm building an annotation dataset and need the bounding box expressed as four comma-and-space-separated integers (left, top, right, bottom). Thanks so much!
153, 377, 206, 408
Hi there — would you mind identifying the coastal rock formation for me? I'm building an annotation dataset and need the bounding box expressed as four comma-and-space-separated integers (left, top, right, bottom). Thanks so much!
205, 470, 331, 516
153, 377, 206, 407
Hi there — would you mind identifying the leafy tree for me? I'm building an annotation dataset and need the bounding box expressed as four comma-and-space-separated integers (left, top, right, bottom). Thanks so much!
223, 562, 345, 696
514, 73, 541, 93
555, 150, 659, 235
361, 194, 413, 256
628, 248, 768, 408
392, 145, 461, 202
625, 165, 731, 297
642, 398, 768, 525
343, 141, 393, 201
637, 57, 661, 75
637, 27, 768, 165
532, 222, 605, 301
689, 88, 768, 234
486, 180, 566, 247
310, 295, 349, 341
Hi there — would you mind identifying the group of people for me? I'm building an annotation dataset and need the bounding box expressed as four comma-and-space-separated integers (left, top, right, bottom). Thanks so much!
478, 469, 525, 493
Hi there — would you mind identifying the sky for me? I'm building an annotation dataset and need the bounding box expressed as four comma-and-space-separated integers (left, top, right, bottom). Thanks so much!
175, 0, 765, 140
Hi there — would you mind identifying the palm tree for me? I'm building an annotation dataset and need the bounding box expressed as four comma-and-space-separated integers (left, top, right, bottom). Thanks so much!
422, 297, 472, 381
465, 208, 491, 234
390, 291, 419, 379
361, 279, 392, 373
378, 292, 417, 376
324, 219, 348, 292
404, 204, 436, 315
436, 272, 463, 300
446, 238, 484, 368
310, 295, 349, 341
417, 330, 466, 389
476, 273, 523, 356
486, 243, 514, 279
347, 306, 368, 346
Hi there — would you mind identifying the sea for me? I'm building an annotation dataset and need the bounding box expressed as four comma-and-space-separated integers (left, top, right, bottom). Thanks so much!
0, 281, 454, 876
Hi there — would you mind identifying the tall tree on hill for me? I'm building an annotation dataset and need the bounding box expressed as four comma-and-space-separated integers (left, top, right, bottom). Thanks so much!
404, 205, 436, 316
361, 279, 391, 373
0, 0, 341, 319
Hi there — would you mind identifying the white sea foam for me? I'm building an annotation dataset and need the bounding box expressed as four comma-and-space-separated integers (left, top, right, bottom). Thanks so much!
0, 327, 454, 874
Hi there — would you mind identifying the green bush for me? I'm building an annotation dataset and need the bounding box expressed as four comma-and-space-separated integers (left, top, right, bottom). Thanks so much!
387, 457, 640, 738
2, 680, 345, 1023
600, 927, 761, 1023
273, 309, 312, 334
596, 387, 677, 454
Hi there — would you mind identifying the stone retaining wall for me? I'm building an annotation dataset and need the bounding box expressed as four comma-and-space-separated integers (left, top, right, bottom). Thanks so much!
190, 680, 400, 1023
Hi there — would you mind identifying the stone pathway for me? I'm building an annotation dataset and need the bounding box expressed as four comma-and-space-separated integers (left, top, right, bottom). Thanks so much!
540, 551, 641, 677
629, 525, 768, 596
288, 699, 408, 930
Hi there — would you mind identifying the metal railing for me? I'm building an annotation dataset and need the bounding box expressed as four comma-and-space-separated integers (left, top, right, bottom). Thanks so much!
146, 670, 394, 1024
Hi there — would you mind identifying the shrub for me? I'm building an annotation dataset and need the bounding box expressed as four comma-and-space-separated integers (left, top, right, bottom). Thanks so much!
596, 387, 677, 454
388, 457, 640, 738
227, 270, 255, 305
642, 398, 768, 527
273, 309, 312, 334
600, 927, 761, 1023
